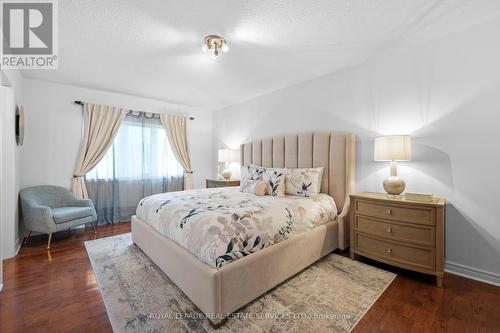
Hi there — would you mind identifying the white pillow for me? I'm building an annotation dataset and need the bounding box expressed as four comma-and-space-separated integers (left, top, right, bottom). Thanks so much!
285, 167, 324, 197
263, 168, 286, 196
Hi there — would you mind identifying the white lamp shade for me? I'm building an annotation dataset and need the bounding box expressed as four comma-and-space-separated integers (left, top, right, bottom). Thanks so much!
374, 135, 412, 161
218, 149, 231, 163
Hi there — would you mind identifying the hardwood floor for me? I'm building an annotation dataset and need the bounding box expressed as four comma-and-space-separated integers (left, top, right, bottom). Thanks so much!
1, 222, 499, 333
350, 257, 500, 333
0, 223, 130, 333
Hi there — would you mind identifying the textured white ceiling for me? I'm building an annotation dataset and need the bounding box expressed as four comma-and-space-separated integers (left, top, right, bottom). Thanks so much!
22, 0, 500, 110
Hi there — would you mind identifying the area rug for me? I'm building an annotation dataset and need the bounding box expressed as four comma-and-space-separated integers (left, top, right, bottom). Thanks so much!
85, 233, 395, 333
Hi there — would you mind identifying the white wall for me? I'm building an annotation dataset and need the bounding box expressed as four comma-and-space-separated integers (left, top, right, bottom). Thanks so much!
213, 19, 500, 284
0, 69, 24, 290
1, 70, 23, 262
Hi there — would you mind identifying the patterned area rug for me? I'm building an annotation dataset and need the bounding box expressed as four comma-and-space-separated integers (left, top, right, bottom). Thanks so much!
85, 234, 395, 333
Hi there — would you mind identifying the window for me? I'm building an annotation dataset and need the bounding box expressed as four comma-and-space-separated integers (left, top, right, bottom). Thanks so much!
85, 112, 184, 224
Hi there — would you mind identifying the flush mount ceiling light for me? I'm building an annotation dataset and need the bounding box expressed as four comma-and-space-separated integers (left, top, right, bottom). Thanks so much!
202, 35, 228, 58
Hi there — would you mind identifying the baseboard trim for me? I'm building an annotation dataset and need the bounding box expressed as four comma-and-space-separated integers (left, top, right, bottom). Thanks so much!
15, 237, 21, 256
445, 261, 500, 287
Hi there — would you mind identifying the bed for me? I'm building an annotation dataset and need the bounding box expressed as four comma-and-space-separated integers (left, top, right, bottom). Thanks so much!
131, 131, 356, 326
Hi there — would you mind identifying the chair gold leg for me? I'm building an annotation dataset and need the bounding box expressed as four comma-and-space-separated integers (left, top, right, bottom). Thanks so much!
24, 231, 32, 245
92, 222, 97, 234
47, 233, 52, 250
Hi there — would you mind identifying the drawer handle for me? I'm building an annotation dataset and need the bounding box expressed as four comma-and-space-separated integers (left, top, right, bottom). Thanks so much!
386, 248, 392, 254
386, 209, 392, 215
386, 227, 392, 233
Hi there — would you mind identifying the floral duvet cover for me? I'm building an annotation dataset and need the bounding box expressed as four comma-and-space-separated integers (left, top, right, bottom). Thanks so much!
136, 187, 337, 268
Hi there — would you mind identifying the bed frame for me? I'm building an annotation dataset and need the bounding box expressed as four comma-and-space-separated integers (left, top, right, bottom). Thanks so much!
132, 131, 356, 326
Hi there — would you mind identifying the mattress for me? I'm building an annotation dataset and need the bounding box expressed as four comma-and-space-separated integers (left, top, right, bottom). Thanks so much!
136, 187, 337, 268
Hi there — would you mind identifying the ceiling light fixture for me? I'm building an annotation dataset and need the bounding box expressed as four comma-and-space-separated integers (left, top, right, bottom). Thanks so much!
202, 35, 228, 58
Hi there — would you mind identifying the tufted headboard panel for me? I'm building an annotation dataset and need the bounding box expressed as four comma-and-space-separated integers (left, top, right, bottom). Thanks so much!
240, 132, 356, 248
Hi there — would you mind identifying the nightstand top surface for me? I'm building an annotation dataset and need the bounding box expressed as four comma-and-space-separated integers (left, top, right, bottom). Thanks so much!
350, 192, 446, 207
206, 178, 240, 182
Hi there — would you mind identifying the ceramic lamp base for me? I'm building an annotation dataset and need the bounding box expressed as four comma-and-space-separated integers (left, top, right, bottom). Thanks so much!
222, 169, 232, 180
383, 177, 406, 195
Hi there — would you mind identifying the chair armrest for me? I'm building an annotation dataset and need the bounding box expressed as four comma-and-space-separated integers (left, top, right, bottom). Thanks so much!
22, 205, 56, 233
23, 204, 52, 219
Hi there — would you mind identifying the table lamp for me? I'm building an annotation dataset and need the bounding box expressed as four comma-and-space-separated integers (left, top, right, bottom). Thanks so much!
374, 135, 412, 196
218, 149, 232, 180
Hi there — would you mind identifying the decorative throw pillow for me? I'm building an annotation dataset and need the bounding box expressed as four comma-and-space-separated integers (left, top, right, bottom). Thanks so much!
240, 165, 266, 194
250, 164, 265, 179
254, 180, 268, 196
285, 167, 324, 197
263, 168, 286, 196
241, 165, 265, 183
240, 179, 268, 196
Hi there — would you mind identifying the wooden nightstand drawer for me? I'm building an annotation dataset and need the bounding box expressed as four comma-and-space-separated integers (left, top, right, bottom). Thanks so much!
206, 179, 240, 188
355, 216, 435, 247
356, 233, 435, 272
210, 183, 227, 188
355, 199, 435, 225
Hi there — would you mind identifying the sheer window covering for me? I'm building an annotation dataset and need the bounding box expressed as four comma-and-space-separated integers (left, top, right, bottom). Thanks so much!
85, 112, 184, 225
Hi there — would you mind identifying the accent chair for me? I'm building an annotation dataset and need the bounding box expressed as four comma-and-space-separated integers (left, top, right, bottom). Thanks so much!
20, 185, 97, 249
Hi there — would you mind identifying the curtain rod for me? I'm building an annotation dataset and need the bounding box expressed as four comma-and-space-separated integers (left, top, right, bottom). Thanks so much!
73, 100, 194, 120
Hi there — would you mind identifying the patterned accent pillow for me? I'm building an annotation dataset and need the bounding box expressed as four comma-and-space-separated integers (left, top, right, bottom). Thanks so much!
240, 165, 265, 193
263, 168, 286, 196
285, 167, 324, 197
239, 180, 268, 196
241, 165, 265, 183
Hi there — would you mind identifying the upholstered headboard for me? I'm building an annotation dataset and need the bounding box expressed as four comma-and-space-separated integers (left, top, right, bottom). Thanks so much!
240, 132, 356, 249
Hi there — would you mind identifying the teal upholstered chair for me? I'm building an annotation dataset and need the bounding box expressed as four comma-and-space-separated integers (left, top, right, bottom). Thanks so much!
20, 185, 97, 249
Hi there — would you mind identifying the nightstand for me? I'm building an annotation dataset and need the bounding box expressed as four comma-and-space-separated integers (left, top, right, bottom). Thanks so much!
350, 192, 446, 287
205, 179, 240, 188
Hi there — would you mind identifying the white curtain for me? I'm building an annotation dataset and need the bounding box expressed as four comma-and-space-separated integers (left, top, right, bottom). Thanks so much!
160, 114, 194, 190
72, 103, 125, 198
